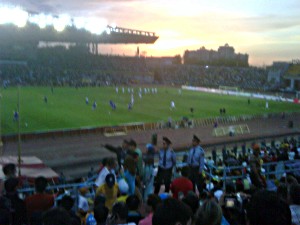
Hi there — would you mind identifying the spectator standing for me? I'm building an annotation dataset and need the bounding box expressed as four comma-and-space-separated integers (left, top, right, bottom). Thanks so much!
123, 155, 137, 196
103, 139, 130, 168
249, 144, 266, 188
96, 173, 119, 212
129, 139, 143, 180
138, 194, 161, 225
77, 186, 90, 223
289, 183, 300, 225
187, 135, 205, 195
95, 157, 116, 187
170, 166, 193, 200
143, 144, 155, 201
25, 176, 54, 225
154, 137, 176, 194
212, 147, 217, 164
1, 163, 17, 195
2, 178, 27, 225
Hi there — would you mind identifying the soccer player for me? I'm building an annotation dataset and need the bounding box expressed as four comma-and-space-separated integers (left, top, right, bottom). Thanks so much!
92, 101, 97, 110
109, 100, 116, 110
128, 102, 133, 110
131, 94, 134, 105
170, 101, 175, 110
13, 110, 19, 122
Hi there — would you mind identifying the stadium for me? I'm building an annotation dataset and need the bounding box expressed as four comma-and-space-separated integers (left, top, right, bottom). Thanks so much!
1, 5, 300, 225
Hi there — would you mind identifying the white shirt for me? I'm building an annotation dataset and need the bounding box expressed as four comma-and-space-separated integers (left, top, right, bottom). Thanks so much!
78, 195, 89, 212
171, 101, 175, 107
94, 167, 110, 187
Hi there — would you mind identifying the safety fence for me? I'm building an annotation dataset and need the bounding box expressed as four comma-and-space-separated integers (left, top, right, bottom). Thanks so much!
2, 112, 299, 141
17, 159, 300, 211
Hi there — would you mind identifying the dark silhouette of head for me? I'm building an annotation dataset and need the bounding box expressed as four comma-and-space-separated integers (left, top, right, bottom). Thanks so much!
42, 207, 71, 225
2, 163, 16, 178
126, 194, 140, 211
94, 204, 109, 225
246, 190, 291, 225
35, 176, 48, 193
152, 198, 192, 225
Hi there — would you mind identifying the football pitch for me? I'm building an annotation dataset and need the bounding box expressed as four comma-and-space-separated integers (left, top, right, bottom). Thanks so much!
1, 86, 300, 135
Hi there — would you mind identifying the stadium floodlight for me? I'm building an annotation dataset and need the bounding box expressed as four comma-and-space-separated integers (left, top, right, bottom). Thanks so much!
53, 14, 71, 32
12, 7, 28, 27
29, 13, 53, 29
73, 17, 87, 30
0, 7, 11, 25
111, 23, 117, 29
0, 6, 28, 27
105, 27, 111, 35
85, 17, 107, 35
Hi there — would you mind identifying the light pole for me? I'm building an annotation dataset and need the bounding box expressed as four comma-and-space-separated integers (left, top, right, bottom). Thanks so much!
17, 85, 21, 177
0, 89, 2, 155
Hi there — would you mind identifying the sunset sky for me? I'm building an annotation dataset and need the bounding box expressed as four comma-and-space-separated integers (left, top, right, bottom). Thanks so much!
1, 0, 300, 66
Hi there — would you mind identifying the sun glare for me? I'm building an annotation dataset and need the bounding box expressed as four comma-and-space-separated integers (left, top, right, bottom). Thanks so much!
29, 14, 53, 29
73, 17, 87, 30
53, 15, 71, 32
0, 6, 28, 27
85, 18, 107, 35
0, 5, 109, 35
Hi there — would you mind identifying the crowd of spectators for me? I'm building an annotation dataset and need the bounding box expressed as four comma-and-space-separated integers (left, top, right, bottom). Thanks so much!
0, 135, 300, 225
153, 64, 270, 91
0, 46, 280, 92
0, 46, 152, 87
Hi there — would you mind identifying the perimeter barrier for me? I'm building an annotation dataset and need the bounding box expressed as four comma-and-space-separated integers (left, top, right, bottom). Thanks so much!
17, 159, 300, 211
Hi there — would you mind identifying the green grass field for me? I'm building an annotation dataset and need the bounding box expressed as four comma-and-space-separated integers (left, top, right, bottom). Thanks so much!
1, 86, 300, 135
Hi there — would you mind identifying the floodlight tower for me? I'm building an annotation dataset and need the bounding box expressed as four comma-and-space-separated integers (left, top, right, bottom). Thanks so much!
0, 89, 2, 155
17, 85, 21, 177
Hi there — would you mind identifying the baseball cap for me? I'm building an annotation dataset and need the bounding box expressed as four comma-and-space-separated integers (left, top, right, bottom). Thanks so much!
105, 173, 115, 188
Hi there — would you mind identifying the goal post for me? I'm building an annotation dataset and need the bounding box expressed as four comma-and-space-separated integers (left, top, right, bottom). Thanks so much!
219, 86, 239, 92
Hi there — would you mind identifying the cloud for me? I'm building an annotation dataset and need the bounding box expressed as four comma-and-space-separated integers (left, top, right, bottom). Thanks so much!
0, 0, 141, 14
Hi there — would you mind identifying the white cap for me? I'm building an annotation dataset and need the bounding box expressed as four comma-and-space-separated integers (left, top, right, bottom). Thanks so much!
118, 178, 129, 194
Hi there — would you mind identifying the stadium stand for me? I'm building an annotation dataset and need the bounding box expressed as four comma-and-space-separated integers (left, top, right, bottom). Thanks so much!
1, 15, 300, 225
6, 138, 300, 225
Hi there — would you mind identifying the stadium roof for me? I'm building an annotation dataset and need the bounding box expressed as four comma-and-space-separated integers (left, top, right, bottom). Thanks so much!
0, 23, 159, 44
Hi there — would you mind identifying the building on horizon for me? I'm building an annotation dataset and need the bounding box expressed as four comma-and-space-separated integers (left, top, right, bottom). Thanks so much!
183, 43, 249, 67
